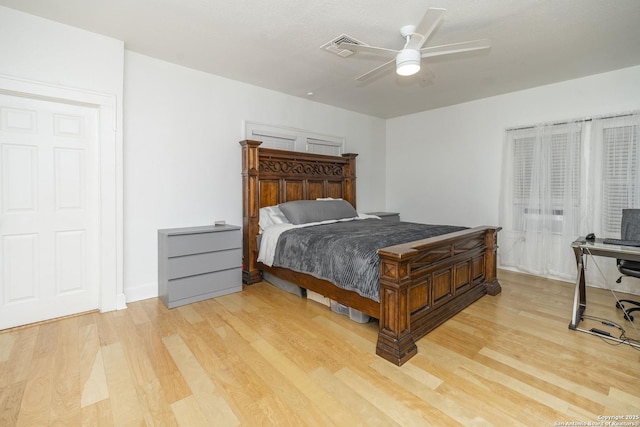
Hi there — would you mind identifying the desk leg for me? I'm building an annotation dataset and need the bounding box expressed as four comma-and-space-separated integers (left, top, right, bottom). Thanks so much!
569, 246, 586, 329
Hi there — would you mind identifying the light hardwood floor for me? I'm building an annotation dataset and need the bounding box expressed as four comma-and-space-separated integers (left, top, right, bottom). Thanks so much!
1, 270, 639, 426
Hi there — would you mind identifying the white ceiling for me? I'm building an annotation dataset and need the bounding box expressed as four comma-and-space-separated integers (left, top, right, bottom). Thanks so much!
2, 0, 640, 118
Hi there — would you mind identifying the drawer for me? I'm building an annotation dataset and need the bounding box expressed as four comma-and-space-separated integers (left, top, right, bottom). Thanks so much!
167, 230, 240, 257
167, 268, 242, 302
167, 248, 241, 279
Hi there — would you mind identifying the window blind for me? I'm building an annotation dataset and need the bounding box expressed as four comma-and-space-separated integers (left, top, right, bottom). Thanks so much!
248, 129, 296, 151
601, 124, 638, 234
306, 137, 342, 156
512, 135, 534, 203
509, 126, 581, 233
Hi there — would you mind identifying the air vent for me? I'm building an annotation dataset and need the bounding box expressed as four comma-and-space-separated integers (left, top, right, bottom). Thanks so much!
321, 34, 366, 58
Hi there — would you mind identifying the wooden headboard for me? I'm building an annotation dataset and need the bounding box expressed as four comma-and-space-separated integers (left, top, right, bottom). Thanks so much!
239, 140, 358, 284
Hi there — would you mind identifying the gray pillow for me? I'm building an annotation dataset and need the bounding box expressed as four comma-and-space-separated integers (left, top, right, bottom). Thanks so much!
278, 200, 357, 225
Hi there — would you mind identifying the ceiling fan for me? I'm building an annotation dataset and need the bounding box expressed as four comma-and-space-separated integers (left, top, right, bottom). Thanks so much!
339, 8, 491, 81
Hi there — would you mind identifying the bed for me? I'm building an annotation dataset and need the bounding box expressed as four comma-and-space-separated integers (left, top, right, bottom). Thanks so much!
240, 140, 501, 365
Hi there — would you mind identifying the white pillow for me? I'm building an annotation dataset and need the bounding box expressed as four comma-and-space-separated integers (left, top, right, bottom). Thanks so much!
258, 206, 290, 231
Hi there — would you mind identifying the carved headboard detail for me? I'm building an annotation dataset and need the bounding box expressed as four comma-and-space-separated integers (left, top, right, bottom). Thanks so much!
259, 158, 347, 176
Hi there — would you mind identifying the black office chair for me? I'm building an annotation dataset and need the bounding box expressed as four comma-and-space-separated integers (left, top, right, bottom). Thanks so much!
615, 208, 640, 321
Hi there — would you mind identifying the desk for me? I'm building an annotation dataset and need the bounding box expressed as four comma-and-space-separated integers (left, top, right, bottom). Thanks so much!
570, 237, 640, 347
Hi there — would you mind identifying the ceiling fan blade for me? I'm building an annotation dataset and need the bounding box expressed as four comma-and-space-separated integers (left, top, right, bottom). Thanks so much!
338, 42, 397, 58
406, 8, 446, 50
420, 39, 491, 58
355, 58, 396, 81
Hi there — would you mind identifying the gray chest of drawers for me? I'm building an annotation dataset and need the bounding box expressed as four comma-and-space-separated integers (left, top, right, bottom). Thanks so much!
158, 224, 242, 308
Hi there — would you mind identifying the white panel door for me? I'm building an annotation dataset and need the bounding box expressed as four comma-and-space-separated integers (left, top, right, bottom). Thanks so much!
0, 93, 99, 329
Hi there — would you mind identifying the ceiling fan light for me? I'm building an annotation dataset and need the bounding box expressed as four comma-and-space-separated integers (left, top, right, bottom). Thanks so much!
396, 49, 421, 76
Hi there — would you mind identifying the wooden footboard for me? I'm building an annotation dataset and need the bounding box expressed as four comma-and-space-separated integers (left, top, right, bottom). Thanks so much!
376, 226, 501, 365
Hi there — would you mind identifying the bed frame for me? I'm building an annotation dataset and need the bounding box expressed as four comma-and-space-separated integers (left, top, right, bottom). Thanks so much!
240, 140, 501, 365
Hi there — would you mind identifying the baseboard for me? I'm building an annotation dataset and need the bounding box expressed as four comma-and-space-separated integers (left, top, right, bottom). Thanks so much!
125, 281, 158, 303
116, 293, 128, 310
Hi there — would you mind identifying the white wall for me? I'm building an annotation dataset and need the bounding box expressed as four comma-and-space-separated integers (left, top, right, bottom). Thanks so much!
0, 6, 124, 96
123, 52, 386, 301
386, 65, 640, 226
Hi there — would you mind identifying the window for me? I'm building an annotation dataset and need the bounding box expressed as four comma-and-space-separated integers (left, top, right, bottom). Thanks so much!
306, 137, 343, 156
247, 128, 296, 151
508, 124, 582, 235
245, 121, 345, 156
512, 135, 534, 212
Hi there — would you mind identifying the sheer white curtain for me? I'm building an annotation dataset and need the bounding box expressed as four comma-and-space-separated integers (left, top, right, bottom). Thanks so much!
584, 112, 640, 293
499, 121, 587, 280
500, 112, 640, 289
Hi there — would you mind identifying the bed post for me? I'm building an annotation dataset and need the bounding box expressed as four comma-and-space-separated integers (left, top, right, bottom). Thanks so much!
342, 153, 358, 208
484, 227, 502, 296
239, 140, 263, 284
376, 254, 417, 366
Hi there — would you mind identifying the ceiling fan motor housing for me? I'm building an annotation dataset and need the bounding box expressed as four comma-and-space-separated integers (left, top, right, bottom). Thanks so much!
396, 49, 421, 76
400, 25, 417, 38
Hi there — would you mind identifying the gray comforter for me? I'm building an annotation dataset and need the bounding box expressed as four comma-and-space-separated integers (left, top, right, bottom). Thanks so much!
272, 219, 466, 302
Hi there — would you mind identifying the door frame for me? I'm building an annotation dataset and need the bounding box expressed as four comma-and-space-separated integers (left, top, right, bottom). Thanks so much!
0, 74, 125, 313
